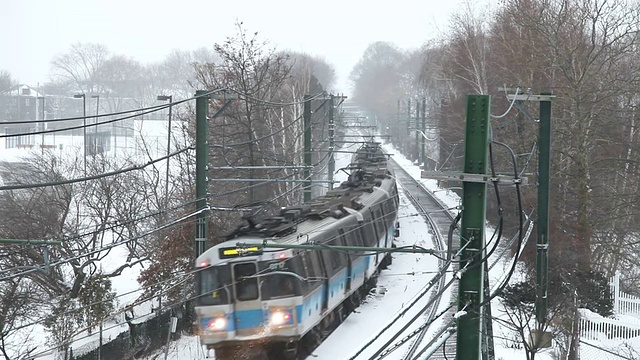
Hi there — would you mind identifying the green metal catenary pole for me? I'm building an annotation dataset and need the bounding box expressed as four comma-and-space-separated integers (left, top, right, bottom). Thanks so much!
415, 100, 420, 161
328, 95, 335, 190
536, 94, 552, 325
457, 94, 491, 360
421, 97, 426, 167
303, 95, 312, 202
195, 90, 209, 258
407, 99, 411, 155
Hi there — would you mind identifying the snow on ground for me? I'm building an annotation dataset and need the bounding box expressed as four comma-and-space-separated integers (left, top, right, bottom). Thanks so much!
309, 187, 440, 360
12, 128, 638, 359
145, 136, 543, 360
145, 137, 640, 360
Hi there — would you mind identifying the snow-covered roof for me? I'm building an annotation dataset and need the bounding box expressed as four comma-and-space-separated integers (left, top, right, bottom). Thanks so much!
7, 84, 44, 98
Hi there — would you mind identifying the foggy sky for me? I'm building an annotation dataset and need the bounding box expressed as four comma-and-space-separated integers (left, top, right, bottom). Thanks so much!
1, 0, 465, 92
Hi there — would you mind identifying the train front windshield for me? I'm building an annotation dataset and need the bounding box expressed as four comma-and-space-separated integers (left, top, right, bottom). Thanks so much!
197, 259, 304, 305
197, 265, 231, 306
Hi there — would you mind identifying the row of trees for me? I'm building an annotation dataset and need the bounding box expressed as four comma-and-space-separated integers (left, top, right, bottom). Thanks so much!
351, 0, 640, 291
0, 23, 337, 358
349, 0, 640, 357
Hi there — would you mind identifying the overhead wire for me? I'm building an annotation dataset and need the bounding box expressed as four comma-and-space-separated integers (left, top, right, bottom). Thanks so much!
0, 207, 205, 282
228, 89, 327, 107
0, 145, 194, 191
0, 89, 342, 280
3, 88, 354, 355
0, 89, 225, 138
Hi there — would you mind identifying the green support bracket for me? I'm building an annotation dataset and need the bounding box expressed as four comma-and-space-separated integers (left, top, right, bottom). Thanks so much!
457, 94, 491, 360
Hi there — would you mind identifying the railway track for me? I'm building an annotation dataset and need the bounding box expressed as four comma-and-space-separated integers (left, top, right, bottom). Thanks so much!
388, 158, 459, 360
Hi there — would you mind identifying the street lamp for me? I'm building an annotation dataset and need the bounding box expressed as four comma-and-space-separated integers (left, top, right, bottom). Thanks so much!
74, 93, 86, 175
91, 94, 100, 133
37, 96, 45, 152
157, 95, 173, 203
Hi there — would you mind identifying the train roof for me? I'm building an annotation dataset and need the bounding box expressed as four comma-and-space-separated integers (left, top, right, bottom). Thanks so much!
224, 142, 395, 244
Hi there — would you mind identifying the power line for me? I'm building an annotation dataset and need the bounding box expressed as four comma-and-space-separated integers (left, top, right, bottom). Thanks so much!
0, 145, 194, 191
1, 89, 221, 125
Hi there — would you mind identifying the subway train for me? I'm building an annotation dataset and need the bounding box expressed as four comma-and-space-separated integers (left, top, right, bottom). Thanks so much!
194, 142, 400, 359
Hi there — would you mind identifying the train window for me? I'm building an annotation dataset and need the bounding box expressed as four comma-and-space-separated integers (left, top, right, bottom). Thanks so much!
233, 263, 259, 301
345, 226, 363, 247
327, 234, 346, 271
360, 211, 376, 247
391, 184, 399, 207
371, 209, 381, 241
303, 252, 323, 290
302, 252, 315, 279
261, 273, 301, 300
196, 265, 231, 306
384, 198, 396, 227
374, 207, 385, 238
259, 256, 308, 296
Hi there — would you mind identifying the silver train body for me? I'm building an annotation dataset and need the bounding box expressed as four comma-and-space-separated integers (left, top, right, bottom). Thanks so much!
194, 143, 399, 359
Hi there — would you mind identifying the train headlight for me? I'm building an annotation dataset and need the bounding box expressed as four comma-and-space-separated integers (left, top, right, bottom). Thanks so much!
270, 310, 293, 326
206, 317, 227, 331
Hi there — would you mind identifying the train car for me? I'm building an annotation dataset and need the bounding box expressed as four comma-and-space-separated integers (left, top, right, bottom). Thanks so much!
194, 142, 399, 359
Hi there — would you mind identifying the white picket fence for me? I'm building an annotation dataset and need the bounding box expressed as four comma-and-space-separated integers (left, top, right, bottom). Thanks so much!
579, 272, 640, 340
579, 314, 640, 341
610, 272, 640, 317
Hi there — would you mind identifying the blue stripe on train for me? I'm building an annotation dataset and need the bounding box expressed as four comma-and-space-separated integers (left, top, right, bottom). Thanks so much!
219, 250, 391, 332
234, 308, 264, 329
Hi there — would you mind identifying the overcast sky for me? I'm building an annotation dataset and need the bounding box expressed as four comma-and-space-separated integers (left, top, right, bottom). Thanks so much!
1, 0, 465, 93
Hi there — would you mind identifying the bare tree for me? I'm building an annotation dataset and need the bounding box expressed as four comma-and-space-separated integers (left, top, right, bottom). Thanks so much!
193, 22, 319, 241
0, 70, 16, 94
50, 43, 111, 94
0, 278, 42, 359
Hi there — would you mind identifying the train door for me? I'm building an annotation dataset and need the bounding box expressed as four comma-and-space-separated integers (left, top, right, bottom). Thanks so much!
370, 209, 380, 266
379, 203, 389, 248
338, 229, 352, 292
312, 249, 330, 312
231, 262, 261, 336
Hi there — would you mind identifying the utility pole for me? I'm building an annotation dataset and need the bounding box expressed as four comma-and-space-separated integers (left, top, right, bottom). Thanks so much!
303, 94, 312, 202
192, 90, 237, 259
504, 91, 555, 330
195, 90, 209, 258
157, 95, 173, 204
38, 96, 45, 153
415, 100, 420, 161
396, 99, 400, 146
407, 99, 411, 155
73, 93, 87, 175
456, 94, 491, 360
328, 95, 335, 190
536, 94, 552, 325
421, 97, 426, 167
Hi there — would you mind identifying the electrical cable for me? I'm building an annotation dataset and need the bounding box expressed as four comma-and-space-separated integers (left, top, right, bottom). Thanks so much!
0, 89, 225, 137
0, 145, 194, 191
1, 91, 206, 125
490, 87, 520, 119
0, 207, 205, 282
209, 95, 330, 149
228, 89, 327, 107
